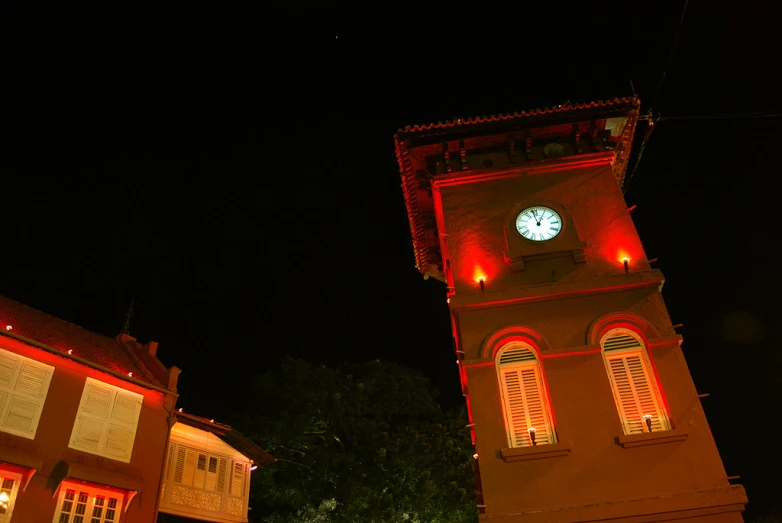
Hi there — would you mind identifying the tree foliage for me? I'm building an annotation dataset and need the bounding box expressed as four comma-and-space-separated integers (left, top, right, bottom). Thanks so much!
234, 358, 478, 523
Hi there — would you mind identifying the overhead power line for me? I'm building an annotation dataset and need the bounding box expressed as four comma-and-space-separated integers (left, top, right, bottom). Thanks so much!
649, 0, 690, 111
623, 0, 689, 196
655, 113, 782, 121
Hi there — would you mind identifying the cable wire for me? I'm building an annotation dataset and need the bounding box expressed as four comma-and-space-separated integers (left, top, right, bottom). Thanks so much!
623, 0, 690, 196
650, 0, 690, 111
658, 112, 782, 121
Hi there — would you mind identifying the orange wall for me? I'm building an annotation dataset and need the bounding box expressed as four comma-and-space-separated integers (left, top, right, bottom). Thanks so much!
0, 336, 174, 522
436, 159, 745, 521
437, 161, 649, 293
461, 289, 735, 516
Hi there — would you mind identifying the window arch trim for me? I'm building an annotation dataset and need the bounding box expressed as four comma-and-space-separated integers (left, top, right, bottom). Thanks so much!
480, 325, 551, 360
587, 312, 660, 347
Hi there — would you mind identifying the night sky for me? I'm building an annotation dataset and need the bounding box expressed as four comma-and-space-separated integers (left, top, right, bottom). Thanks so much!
4, 4, 780, 517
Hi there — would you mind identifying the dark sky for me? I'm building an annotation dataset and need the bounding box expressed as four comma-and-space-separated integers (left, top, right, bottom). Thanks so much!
3, 4, 780, 516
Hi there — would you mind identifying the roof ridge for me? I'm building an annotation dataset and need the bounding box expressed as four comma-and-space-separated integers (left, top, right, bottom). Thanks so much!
396, 96, 639, 135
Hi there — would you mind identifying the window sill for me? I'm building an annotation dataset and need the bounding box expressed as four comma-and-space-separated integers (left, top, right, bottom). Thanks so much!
501, 441, 571, 462
616, 428, 689, 448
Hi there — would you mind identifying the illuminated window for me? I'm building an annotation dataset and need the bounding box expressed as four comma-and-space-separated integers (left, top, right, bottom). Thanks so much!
496, 342, 556, 448
0, 473, 22, 522
53, 484, 122, 523
68, 378, 143, 463
601, 329, 670, 434
0, 348, 54, 439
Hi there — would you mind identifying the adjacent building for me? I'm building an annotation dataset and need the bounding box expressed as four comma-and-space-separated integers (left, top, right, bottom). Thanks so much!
0, 295, 272, 522
158, 412, 274, 523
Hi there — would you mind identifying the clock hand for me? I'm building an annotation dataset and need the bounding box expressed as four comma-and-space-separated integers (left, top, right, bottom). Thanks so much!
533, 209, 541, 227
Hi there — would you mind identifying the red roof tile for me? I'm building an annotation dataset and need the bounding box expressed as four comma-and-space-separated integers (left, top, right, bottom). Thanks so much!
0, 294, 155, 385
395, 97, 639, 135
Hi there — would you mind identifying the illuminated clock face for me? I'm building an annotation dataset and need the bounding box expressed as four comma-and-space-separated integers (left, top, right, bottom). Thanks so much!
515, 206, 562, 241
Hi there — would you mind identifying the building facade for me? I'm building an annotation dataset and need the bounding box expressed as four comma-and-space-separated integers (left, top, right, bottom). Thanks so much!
0, 295, 273, 522
395, 97, 748, 522
157, 412, 274, 523
0, 294, 180, 522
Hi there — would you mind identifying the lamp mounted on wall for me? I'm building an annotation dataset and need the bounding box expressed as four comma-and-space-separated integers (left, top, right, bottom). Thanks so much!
528, 427, 537, 446
478, 277, 485, 291
643, 414, 653, 433
622, 257, 630, 273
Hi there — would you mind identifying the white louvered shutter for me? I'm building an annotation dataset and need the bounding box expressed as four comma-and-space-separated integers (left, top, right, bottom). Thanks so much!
216, 457, 227, 492
496, 344, 556, 448
229, 461, 247, 497
0, 349, 54, 439
181, 449, 197, 486
69, 378, 143, 462
173, 446, 187, 483
602, 331, 669, 434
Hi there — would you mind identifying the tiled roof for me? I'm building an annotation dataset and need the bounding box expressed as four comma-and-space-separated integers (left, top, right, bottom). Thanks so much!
395, 96, 639, 135
0, 294, 154, 384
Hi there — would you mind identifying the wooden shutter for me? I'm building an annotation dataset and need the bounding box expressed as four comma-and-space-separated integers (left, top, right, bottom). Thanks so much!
496, 344, 556, 448
602, 331, 669, 434
69, 378, 143, 462
205, 456, 219, 491
0, 349, 54, 439
181, 449, 197, 486
173, 446, 186, 483
165, 443, 174, 480
229, 461, 247, 497
216, 457, 227, 492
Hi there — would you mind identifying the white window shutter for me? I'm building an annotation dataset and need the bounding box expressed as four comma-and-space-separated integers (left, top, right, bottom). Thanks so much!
602, 331, 670, 434
229, 461, 247, 497
182, 449, 197, 486
103, 390, 142, 461
0, 349, 54, 439
69, 378, 143, 462
174, 446, 186, 483
216, 457, 227, 492
496, 344, 556, 448
205, 457, 218, 491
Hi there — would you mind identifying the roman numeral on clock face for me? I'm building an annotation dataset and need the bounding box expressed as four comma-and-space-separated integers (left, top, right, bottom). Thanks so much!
515, 206, 562, 242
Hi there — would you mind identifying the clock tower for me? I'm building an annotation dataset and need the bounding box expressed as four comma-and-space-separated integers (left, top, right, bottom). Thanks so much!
395, 97, 747, 522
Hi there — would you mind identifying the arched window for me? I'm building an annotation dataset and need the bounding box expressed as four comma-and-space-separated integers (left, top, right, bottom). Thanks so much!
601, 329, 670, 434
496, 342, 556, 448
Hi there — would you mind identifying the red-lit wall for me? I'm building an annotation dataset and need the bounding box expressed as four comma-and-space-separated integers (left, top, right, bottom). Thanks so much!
0, 336, 175, 522
436, 160, 649, 294
433, 158, 746, 521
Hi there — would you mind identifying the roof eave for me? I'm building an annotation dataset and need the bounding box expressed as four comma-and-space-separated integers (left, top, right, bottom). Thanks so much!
175, 412, 276, 466
0, 329, 178, 396
395, 97, 641, 278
